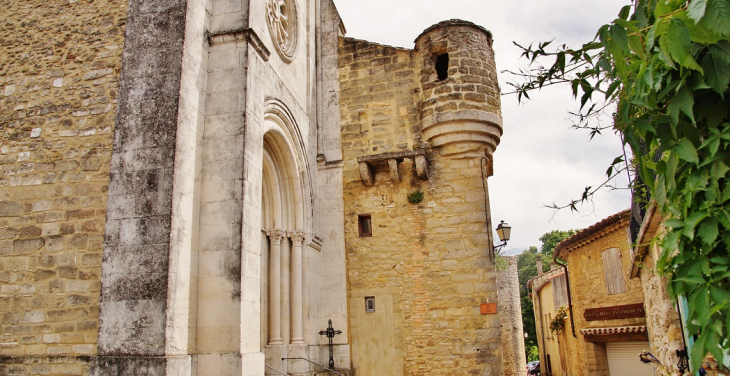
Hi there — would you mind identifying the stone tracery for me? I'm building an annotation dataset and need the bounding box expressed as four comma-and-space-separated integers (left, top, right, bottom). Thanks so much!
266, 0, 298, 62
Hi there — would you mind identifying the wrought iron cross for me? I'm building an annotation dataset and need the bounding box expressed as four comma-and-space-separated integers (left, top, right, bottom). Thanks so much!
318, 319, 342, 369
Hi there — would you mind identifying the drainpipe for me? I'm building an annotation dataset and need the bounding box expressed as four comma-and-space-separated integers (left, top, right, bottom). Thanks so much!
554, 258, 576, 338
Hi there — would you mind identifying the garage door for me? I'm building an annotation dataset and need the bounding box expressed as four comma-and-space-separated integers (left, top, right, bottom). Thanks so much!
606, 341, 656, 376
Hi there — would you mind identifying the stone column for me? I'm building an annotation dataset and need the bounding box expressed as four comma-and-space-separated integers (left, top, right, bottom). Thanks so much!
267, 229, 285, 345
289, 231, 306, 344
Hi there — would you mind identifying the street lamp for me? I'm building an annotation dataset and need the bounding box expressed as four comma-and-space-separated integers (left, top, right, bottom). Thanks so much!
494, 220, 511, 252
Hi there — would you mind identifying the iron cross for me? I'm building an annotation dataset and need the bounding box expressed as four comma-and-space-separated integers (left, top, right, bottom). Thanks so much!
318, 319, 342, 369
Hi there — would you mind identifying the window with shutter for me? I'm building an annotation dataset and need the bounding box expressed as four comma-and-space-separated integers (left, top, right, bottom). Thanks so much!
602, 247, 627, 294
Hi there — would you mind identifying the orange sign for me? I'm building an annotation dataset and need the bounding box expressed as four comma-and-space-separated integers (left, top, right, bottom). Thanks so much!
480, 303, 497, 314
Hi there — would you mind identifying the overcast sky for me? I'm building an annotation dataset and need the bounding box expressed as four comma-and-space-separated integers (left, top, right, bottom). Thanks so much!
333, 0, 633, 254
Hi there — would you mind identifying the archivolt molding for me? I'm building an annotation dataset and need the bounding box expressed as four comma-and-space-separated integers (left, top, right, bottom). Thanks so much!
262, 97, 313, 234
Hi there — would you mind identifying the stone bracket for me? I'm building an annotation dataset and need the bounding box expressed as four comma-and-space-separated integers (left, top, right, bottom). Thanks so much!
356, 150, 429, 186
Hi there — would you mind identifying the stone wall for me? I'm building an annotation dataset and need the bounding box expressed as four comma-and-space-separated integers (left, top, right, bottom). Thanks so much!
338, 38, 420, 154
339, 21, 504, 376
633, 215, 685, 376
497, 256, 527, 376
0, 0, 126, 374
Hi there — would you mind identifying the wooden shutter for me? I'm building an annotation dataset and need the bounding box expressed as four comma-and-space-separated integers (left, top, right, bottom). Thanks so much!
552, 273, 569, 308
602, 247, 627, 295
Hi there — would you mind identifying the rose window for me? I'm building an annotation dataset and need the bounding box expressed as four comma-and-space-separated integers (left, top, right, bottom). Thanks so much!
267, 0, 298, 62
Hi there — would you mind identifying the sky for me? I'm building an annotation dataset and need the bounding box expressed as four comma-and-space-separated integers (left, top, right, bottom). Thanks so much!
333, 0, 633, 255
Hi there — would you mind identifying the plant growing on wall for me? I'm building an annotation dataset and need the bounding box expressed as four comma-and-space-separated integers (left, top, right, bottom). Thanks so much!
508, 0, 730, 370
407, 190, 424, 204
549, 305, 568, 335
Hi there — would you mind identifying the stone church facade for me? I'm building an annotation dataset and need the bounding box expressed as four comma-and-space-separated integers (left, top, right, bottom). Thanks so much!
0, 0, 516, 375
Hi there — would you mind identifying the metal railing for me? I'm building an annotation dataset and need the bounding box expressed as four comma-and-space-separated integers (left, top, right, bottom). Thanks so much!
265, 365, 290, 376
281, 357, 346, 376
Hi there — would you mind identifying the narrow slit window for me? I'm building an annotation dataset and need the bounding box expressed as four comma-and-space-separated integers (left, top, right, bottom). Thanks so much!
365, 296, 375, 312
358, 214, 372, 237
435, 53, 449, 81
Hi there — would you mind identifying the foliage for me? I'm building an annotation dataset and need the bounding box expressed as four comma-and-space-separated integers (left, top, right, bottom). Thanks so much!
527, 345, 540, 362
549, 305, 568, 335
407, 190, 424, 204
495, 253, 509, 271
539, 229, 577, 258
508, 0, 730, 370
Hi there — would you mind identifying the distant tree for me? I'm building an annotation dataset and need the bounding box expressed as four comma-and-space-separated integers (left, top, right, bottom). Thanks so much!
517, 230, 577, 361
539, 229, 577, 259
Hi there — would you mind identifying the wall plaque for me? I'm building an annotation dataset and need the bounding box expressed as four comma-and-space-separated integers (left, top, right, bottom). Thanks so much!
584, 303, 645, 321
481, 303, 497, 315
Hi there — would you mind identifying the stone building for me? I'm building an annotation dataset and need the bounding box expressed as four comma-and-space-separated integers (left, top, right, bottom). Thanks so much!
551, 209, 656, 376
0, 0, 519, 375
628, 203, 692, 376
527, 263, 569, 376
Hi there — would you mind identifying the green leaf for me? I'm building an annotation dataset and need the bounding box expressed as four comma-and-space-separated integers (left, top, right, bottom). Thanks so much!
628, 34, 645, 58
688, 0, 709, 22
709, 286, 730, 306
605, 80, 621, 99
646, 22, 659, 53
697, 217, 719, 244
684, 210, 708, 239
676, 139, 700, 164
691, 332, 707, 371
710, 160, 729, 179
618, 5, 632, 20
655, 0, 676, 17
676, 274, 707, 284
665, 18, 693, 64
701, 50, 730, 94
711, 41, 730, 63
610, 24, 631, 53
665, 219, 685, 228
667, 151, 678, 192
687, 21, 724, 44
701, 0, 730, 37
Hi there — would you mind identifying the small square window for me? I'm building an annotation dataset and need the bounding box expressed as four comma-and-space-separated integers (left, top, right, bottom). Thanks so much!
358, 214, 372, 237
365, 296, 375, 312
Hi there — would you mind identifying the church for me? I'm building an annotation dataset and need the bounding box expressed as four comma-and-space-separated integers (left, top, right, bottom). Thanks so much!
0, 0, 521, 375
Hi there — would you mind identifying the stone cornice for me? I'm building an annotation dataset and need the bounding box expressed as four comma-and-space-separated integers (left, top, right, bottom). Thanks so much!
208, 28, 270, 62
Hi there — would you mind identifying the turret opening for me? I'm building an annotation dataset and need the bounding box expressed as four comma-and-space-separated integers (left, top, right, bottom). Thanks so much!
435, 53, 449, 81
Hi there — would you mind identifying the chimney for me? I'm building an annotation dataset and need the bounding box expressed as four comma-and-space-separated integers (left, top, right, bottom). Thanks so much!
536, 257, 543, 276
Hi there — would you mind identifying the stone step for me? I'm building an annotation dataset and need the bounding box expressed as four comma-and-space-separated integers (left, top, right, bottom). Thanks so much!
314, 369, 352, 376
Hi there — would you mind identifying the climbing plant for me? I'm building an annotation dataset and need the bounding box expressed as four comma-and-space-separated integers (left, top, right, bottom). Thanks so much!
507, 0, 730, 371
549, 305, 569, 336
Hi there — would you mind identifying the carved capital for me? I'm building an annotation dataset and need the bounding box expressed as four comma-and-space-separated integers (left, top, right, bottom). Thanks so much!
288, 231, 306, 246
266, 229, 286, 244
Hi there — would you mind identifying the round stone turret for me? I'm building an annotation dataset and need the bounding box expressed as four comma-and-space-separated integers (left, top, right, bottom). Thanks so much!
415, 20, 502, 156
